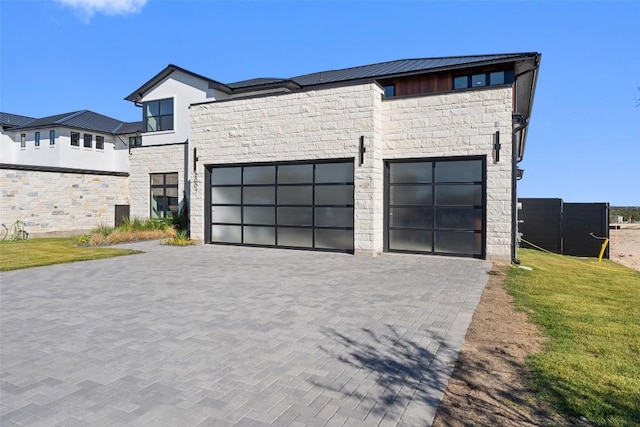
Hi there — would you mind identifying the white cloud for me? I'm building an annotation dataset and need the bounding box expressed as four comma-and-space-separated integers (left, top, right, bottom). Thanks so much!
56, 0, 147, 19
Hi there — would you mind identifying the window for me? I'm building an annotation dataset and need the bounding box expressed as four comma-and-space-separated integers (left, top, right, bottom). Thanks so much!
453, 69, 515, 90
96, 135, 104, 150
150, 173, 178, 218
20, 133, 26, 148
50, 130, 55, 145
71, 132, 80, 146
84, 133, 92, 148
143, 98, 174, 132
35, 132, 40, 147
383, 84, 395, 98
129, 135, 142, 147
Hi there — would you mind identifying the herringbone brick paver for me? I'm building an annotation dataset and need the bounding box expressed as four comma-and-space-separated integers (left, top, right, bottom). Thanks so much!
1, 242, 490, 426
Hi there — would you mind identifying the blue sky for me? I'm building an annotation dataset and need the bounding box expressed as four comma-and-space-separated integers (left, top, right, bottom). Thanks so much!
1, 0, 638, 205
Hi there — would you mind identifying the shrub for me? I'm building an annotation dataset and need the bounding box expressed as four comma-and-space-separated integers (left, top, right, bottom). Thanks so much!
164, 229, 195, 246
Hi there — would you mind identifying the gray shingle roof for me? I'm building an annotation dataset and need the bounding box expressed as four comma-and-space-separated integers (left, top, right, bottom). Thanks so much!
0, 112, 36, 128
10, 110, 127, 134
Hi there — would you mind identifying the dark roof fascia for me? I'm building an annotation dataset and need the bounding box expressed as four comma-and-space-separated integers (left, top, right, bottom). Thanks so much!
125, 64, 232, 103
13, 122, 120, 135
229, 79, 302, 95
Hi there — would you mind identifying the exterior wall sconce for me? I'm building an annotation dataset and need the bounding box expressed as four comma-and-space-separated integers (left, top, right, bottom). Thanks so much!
359, 135, 366, 166
492, 131, 501, 163
516, 168, 524, 180
193, 147, 199, 172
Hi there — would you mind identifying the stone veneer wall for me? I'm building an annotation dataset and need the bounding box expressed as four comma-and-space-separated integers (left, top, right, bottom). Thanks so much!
190, 83, 384, 254
128, 144, 188, 220
0, 168, 129, 237
382, 87, 514, 259
189, 83, 515, 258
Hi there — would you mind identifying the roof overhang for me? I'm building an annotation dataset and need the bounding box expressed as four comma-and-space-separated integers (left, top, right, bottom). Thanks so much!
124, 64, 233, 103
513, 53, 542, 162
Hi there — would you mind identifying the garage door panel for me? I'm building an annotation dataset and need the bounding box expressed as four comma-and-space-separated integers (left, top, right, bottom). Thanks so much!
435, 184, 482, 206
212, 167, 242, 185
243, 166, 275, 184
278, 228, 313, 247
212, 225, 242, 243
315, 163, 354, 183
435, 208, 482, 230
390, 185, 432, 205
277, 186, 313, 205
243, 207, 275, 225
243, 226, 275, 245
435, 231, 482, 255
315, 185, 353, 205
315, 229, 353, 250
315, 207, 353, 228
212, 206, 241, 224
211, 187, 241, 204
389, 230, 433, 252
278, 164, 313, 183
244, 187, 275, 205
389, 207, 432, 228
390, 162, 432, 183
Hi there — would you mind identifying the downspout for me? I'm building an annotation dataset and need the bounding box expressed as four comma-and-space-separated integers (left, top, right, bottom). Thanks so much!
511, 59, 540, 264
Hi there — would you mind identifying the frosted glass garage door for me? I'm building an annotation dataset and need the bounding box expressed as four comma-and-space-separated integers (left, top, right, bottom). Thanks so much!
386, 158, 485, 258
209, 161, 354, 252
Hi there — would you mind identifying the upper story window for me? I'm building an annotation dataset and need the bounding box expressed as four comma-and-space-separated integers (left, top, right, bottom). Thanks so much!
96, 135, 104, 150
20, 133, 26, 148
35, 132, 40, 147
383, 84, 396, 98
71, 132, 80, 146
143, 98, 174, 132
50, 130, 55, 145
84, 133, 92, 148
129, 135, 142, 147
454, 69, 515, 90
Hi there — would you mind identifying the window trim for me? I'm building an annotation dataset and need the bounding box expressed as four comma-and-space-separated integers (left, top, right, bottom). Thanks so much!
96, 135, 104, 150
129, 135, 142, 147
143, 98, 174, 133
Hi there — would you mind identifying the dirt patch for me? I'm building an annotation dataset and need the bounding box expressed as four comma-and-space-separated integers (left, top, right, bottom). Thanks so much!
432, 262, 573, 427
609, 225, 640, 271
433, 228, 639, 426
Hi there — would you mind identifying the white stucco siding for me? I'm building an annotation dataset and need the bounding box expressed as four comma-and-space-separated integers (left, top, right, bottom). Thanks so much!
139, 71, 226, 146
1, 128, 128, 173
382, 87, 515, 259
128, 144, 187, 220
0, 168, 129, 237
190, 83, 384, 252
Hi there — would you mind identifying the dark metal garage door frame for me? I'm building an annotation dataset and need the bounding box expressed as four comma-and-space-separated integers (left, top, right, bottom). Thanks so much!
384, 156, 487, 259
205, 158, 355, 253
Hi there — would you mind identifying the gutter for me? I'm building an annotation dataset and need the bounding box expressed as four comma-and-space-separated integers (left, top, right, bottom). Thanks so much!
511, 56, 541, 264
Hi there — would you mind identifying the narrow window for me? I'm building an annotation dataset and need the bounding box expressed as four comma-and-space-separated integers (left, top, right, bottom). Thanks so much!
143, 98, 174, 132
489, 71, 505, 86
150, 173, 179, 218
472, 74, 486, 87
96, 135, 104, 150
35, 132, 40, 147
20, 133, 26, 148
71, 132, 80, 146
84, 133, 92, 148
50, 130, 55, 145
129, 135, 142, 147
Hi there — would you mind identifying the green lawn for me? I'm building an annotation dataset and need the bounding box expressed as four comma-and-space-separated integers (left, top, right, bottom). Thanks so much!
0, 238, 142, 271
506, 249, 640, 426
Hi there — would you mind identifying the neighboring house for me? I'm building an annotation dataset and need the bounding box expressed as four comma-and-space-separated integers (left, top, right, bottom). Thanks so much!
0, 111, 141, 236
125, 52, 541, 260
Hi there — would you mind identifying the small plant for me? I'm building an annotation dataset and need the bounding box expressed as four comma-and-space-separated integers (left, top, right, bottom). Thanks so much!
164, 229, 195, 246
73, 216, 175, 246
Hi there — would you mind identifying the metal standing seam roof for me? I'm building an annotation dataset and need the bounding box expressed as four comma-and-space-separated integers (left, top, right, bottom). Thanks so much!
8, 110, 128, 134
227, 53, 539, 89
114, 121, 143, 135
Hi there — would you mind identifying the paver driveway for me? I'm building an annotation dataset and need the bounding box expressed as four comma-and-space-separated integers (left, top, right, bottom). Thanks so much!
1, 241, 491, 426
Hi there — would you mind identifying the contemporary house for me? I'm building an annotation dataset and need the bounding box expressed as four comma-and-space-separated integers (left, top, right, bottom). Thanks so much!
1, 52, 540, 260
124, 52, 541, 260
0, 111, 140, 235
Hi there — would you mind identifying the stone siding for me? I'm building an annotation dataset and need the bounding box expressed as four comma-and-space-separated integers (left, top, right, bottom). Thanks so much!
0, 168, 129, 237
128, 144, 188, 220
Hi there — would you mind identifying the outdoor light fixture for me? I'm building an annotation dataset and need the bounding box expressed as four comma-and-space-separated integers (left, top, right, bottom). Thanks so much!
492, 131, 501, 163
193, 147, 198, 172
516, 168, 524, 180
359, 135, 366, 166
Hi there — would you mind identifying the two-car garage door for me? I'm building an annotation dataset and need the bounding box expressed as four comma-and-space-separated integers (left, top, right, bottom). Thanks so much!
207, 157, 485, 258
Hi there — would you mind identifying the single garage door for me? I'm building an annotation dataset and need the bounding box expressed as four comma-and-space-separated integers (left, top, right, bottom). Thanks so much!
385, 157, 485, 258
207, 160, 354, 252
